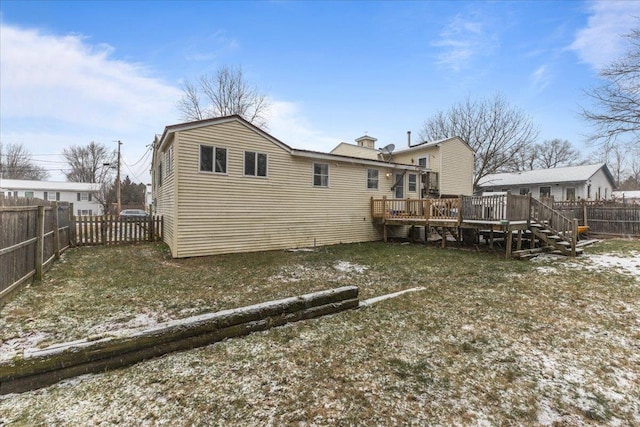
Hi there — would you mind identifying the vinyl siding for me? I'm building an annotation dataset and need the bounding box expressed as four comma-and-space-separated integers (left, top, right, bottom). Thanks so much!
330, 143, 381, 160
438, 139, 474, 195
391, 147, 439, 172
172, 120, 394, 258
153, 138, 177, 254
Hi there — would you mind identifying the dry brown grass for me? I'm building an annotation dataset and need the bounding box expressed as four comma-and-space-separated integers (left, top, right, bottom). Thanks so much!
1, 239, 639, 426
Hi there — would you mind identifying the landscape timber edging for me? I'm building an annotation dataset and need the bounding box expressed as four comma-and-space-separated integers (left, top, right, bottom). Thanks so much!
0, 285, 359, 395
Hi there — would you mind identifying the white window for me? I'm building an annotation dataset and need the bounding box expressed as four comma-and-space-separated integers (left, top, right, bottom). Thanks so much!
244, 151, 268, 177
408, 174, 417, 192
418, 157, 429, 168
200, 145, 227, 174
45, 191, 59, 201
367, 169, 379, 190
24, 191, 34, 198
313, 163, 329, 187
81, 192, 89, 201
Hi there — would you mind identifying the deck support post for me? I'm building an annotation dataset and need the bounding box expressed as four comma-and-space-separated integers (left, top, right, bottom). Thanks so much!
505, 224, 513, 259
489, 228, 494, 249
516, 230, 522, 251
441, 227, 446, 248
383, 223, 388, 243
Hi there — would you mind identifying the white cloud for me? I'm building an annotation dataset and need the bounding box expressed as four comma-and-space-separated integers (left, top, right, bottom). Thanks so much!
570, 0, 640, 70
0, 23, 340, 182
0, 23, 182, 130
264, 100, 340, 152
0, 23, 183, 182
530, 65, 551, 92
433, 13, 497, 72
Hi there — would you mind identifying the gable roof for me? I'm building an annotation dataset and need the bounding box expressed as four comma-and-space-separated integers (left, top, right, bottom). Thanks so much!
154, 115, 423, 170
477, 163, 615, 188
156, 115, 293, 153
393, 136, 474, 155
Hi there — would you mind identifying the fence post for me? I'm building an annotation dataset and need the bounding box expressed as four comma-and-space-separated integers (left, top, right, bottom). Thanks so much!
35, 205, 45, 281
572, 218, 578, 257
53, 201, 60, 259
69, 203, 76, 246
582, 200, 588, 227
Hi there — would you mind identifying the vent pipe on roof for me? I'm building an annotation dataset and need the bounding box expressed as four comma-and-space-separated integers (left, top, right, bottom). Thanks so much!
407, 131, 411, 147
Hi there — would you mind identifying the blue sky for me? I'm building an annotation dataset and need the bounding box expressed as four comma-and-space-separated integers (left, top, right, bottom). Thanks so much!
1, 0, 638, 183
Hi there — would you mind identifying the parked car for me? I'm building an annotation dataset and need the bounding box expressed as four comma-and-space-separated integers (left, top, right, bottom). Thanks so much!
118, 209, 149, 220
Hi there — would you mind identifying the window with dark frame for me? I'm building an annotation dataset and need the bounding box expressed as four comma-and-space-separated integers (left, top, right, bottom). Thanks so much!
566, 187, 576, 200
200, 145, 227, 174
408, 173, 417, 192
367, 169, 379, 189
313, 163, 329, 187
540, 186, 551, 197
244, 151, 268, 177
519, 188, 529, 195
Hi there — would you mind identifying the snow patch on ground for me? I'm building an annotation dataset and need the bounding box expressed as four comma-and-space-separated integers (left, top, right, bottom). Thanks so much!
334, 261, 367, 273
268, 261, 368, 283
0, 331, 51, 362
532, 251, 640, 281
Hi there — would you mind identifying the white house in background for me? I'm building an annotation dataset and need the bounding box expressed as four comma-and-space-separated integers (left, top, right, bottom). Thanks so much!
477, 163, 616, 201
612, 190, 640, 205
0, 178, 103, 215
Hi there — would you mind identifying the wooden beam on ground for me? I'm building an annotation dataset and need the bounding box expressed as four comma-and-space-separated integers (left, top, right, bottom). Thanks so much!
0, 286, 359, 395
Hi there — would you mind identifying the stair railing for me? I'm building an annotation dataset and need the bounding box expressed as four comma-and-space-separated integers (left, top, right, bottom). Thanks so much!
530, 197, 578, 255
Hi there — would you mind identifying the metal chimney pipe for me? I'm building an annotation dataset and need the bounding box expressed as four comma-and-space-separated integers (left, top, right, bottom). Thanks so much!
407, 131, 411, 147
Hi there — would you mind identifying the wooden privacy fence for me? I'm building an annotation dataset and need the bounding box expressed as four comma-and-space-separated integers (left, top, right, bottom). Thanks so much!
552, 201, 640, 237
74, 215, 163, 246
0, 198, 72, 304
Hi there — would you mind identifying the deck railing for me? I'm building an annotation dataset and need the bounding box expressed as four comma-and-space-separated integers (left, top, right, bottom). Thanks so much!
373, 194, 533, 223
530, 198, 576, 238
426, 197, 460, 222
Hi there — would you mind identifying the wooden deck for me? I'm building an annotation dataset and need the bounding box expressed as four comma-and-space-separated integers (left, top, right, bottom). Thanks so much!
371, 194, 580, 257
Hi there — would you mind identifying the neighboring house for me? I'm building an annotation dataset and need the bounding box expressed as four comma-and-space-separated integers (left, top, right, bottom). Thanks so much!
612, 190, 640, 205
151, 115, 474, 258
477, 163, 615, 201
0, 178, 102, 216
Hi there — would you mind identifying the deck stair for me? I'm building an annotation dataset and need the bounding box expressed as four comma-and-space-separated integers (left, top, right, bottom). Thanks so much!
528, 222, 583, 257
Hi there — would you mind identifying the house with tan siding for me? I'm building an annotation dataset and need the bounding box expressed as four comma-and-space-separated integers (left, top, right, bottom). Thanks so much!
152, 115, 474, 258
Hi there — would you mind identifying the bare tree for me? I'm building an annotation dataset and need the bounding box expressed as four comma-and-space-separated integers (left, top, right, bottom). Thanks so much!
63, 142, 114, 183
0, 142, 49, 180
420, 93, 539, 188
63, 142, 116, 213
581, 27, 640, 147
535, 139, 581, 169
509, 149, 537, 172
177, 65, 270, 128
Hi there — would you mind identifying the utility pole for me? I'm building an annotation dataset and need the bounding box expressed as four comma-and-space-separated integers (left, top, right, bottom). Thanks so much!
116, 140, 122, 214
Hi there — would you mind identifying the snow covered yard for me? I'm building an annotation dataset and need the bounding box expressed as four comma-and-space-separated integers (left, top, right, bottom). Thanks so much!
1, 239, 639, 425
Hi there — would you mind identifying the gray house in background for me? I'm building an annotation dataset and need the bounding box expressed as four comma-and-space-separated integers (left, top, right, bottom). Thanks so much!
477, 163, 615, 201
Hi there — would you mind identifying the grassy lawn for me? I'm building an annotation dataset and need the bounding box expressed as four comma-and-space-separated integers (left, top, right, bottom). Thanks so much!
1, 239, 639, 425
